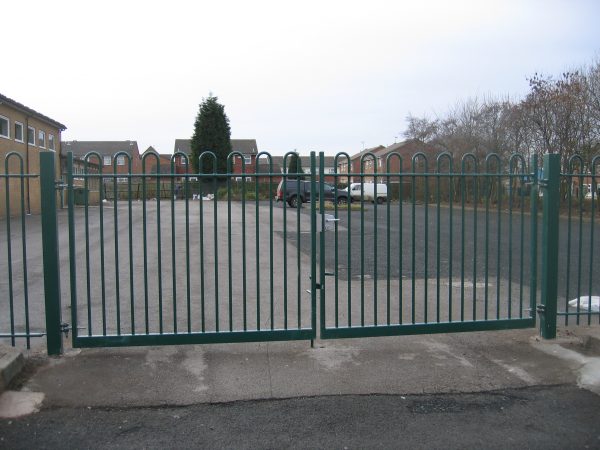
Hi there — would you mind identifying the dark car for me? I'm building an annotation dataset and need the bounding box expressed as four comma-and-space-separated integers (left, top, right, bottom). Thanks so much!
276, 179, 349, 207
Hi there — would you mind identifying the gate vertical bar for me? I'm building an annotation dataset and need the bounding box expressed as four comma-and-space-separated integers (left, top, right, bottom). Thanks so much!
67, 152, 78, 343
40, 151, 63, 355
311, 152, 318, 338
529, 155, 538, 322
540, 153, 559, 339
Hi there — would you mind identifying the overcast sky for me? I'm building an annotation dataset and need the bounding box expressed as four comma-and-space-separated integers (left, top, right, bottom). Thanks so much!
2, 0, 599, 155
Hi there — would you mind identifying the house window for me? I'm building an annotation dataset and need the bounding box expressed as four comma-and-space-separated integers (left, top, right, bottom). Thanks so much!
27, 127, 35, 145
244, 156, 251, 165
103, 156, 111, 166
48, 134, 55, 150
179, 157, 187, 166
38, 130, 46, 148
0, 116, 8, 138
117, 177, 128, 183
14, 122, 24, 142
117, 156, 125, 166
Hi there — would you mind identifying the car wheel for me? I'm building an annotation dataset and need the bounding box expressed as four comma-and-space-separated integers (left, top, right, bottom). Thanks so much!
376, 197, 384, 204
337, 196, 348, 205
289, 196, 299, 208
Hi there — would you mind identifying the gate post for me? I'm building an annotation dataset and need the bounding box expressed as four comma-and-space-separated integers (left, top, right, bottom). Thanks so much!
40, 151, 63, 355
540, 153, 560, 339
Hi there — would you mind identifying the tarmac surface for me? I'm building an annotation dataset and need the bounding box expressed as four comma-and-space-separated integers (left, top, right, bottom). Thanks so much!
0, 386, 599, 449
0, 326, 599, 448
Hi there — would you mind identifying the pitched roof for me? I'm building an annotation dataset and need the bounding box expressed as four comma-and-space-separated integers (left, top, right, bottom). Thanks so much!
173, 139, 191, 154
349, 145, 386, 161
0, 92, 67, 130
255, 155, 336, 173
174, 139, 258, 155
231, 139, 258, 155
62, 141, 140, 158
379, 140, 437, 157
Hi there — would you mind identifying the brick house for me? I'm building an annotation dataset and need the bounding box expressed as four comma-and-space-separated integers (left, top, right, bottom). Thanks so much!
230, 139, 258, 179
255, 155, 337, 184
0, 93, 67, 215
338, 145, 385, 184
173, 138, 259, 178
139, 147, 177, 180
376, 140, 438, 180
172, 140, 193, 177
62, 140, 142, 180
339, 141, 438, 184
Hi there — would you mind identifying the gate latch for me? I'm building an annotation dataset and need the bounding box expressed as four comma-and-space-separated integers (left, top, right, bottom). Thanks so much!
536, 304, 546, 315
61, 322, 71, 338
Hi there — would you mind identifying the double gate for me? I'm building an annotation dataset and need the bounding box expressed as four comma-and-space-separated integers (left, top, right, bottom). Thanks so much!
2, 150, 598, 354
64, 150, 541, 351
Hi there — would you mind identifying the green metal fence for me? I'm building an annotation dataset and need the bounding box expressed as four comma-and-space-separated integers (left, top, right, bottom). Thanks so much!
0, 153, 40, 348
557, 155, 600, 327
0, 151, 62, 354
318, 151, 538, 338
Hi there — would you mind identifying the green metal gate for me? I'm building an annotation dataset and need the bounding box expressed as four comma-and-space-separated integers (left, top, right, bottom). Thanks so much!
316, 151, 539, 339
50, 150, 597, 351
66, 151, 318, 348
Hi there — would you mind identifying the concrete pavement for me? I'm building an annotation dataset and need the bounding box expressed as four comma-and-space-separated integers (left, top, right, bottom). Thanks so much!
0, 326, 599, 417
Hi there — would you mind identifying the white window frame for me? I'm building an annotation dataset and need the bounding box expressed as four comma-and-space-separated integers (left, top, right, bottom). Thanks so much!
243, 156, 252, 165
14, 122, 24, 142
38, 130, 46, 148
0, 115, 9, 139
27, 126, 35, 146
103, 156, 111, 166
117, 177, 128, 183
48, 134, 55, 150
117, 156, 125, 166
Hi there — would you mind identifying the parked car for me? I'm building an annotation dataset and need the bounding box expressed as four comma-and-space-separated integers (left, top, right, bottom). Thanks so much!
345, 183, 388, 204
276, 179, 349, 207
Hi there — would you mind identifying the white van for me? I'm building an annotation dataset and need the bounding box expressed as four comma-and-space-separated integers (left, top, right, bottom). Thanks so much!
348, 183, 388, 204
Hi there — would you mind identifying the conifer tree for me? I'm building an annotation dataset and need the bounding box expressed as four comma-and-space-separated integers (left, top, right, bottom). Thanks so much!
190, 95, 232, 174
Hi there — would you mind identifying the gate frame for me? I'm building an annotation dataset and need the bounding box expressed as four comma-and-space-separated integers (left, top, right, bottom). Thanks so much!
316, 151, 539, 340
